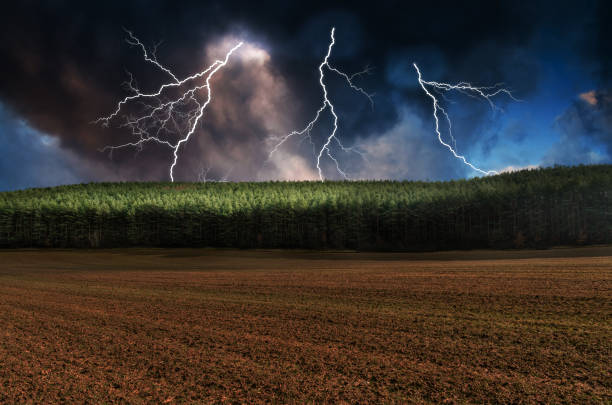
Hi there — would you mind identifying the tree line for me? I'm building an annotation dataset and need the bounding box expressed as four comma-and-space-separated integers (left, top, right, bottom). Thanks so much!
0, 165, 610, 250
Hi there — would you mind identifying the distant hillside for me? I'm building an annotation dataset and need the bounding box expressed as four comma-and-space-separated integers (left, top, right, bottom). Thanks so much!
0, 165, 610, 250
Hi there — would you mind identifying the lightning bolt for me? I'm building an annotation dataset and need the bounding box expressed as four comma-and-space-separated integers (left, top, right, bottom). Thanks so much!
413, 63, 519, 176
268, 27, 373, 181
196, 163, 233, 182
95, 30, 243, 182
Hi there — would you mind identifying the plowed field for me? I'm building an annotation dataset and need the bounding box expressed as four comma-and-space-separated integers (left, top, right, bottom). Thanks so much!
1, 247, 610, 403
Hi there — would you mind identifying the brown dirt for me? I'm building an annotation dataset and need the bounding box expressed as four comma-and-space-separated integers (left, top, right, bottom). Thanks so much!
0, 247, 611, 404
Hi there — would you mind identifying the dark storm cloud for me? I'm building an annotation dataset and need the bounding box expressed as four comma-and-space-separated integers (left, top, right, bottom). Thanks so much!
0, 0, 609, 184
543, 90, 612, 165
0, 104, 88, 191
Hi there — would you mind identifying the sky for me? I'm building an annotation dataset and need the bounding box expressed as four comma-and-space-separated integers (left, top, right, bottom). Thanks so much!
0, 0, 610, 190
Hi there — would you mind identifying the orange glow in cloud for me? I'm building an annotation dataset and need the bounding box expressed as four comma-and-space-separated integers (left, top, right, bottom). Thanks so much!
579, 90, 597, 106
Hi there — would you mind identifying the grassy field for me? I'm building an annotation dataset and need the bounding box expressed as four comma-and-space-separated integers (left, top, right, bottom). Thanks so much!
0, 247, 611, 403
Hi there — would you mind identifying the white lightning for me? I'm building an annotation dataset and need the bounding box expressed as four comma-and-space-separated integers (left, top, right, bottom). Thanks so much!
95, 31, 243, 182
196, 163, 233, 182
414, 63, 519, 176
268, 27, 373, 181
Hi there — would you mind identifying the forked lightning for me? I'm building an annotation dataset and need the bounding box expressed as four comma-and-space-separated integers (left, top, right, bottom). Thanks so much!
95, 29, 243, 182
97, 29, 516, 181
413, 63, 518, 175
268, 27, 373, 181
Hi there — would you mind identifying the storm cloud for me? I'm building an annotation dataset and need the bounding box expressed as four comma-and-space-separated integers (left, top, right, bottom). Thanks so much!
544, 90, 612, 165
0, 0, 610, 188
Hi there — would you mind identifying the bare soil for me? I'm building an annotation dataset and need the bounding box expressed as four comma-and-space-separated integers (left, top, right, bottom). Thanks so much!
0, 247, 611, 403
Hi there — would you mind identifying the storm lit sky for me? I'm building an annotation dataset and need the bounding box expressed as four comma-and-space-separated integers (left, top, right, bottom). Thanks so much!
0, 1, 610, 190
